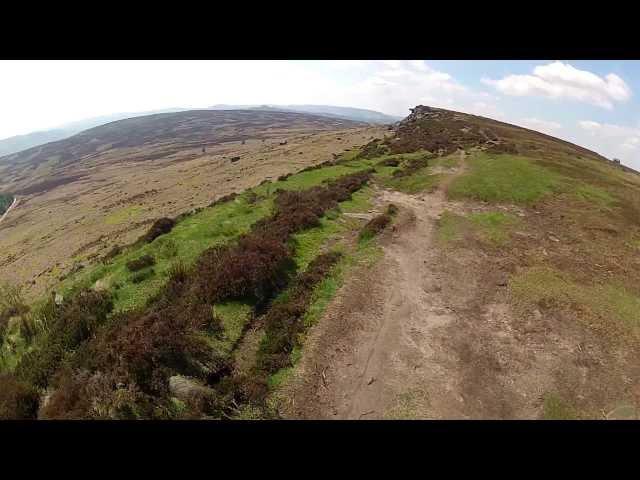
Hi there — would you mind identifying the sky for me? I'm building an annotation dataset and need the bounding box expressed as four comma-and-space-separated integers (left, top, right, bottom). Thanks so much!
1, 60, 640, 170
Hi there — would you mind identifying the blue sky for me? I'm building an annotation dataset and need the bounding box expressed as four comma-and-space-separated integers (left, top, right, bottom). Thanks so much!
1, 60, 639, 169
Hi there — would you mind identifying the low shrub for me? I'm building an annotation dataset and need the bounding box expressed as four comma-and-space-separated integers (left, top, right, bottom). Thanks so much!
14, 290, 113, 388
377, 158, 400, 167
29, 170, 372, 418
359, 214, 392, 242
0, 373, 40, 419
140, 218, 175, 244
386, 204, 399, 216
208, 192, 238, 208
131, 268, 155, 284
102, 245, 122, 263
246, 191, 258, 205
256, 251, 342, 375
126, 254, 156, 272
156, 238, 179, 259
392, 155, 431, 178
358, 139, 389, 159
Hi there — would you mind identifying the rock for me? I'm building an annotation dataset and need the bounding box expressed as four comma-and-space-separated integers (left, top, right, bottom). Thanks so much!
230, 156, 240, 163
93, 279, 109, 292
54, 293, 64, 305
169, 375, 215, 402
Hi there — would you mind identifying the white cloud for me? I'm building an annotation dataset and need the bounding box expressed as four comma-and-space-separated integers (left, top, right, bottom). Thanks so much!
343, 60, 503, 119
0, 60, 505, 140
483, 61, 631, 109
516, 117, 563, 135
0, 60, 344, 139
577, 119, 640, 167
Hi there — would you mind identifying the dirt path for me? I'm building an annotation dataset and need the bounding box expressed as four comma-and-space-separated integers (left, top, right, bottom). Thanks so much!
280, 152, 480, 419
280, 147, 640, 420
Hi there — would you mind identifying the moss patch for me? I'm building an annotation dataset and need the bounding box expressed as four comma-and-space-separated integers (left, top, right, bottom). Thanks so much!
542, 393, 580, 420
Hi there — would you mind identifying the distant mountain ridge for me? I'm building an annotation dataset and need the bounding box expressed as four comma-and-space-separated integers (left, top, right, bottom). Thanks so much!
0, 105, 399, 159
208, 104, 402, 124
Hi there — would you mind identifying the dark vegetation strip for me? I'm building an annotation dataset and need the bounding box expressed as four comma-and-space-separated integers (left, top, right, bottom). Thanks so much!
0, 194, 13, 216
126, 254, 156, 272
391, 153, 432, 178
2, 170, 373, 419
257, 251, 341, 374
215, 252, 343, 416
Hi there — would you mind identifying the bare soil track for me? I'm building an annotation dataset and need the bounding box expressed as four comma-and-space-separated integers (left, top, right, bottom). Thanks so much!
281, 155, 472, 419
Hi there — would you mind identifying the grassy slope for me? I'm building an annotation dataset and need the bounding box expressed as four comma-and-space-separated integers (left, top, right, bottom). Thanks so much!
439, 148, 640, 417
0, 148, 391, 376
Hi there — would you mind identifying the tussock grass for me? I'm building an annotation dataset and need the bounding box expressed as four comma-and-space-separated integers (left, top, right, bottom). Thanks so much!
359, 214, 392, 242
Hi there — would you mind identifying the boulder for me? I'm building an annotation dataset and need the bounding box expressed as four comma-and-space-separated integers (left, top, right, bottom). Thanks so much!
169, 375, 215, 402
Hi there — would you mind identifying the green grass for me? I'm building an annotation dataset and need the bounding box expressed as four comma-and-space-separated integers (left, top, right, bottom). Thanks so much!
448, 153, 561, 204
430, 154, 459, 169
253, 159, 373, 195
213, 301, 253, 352
384, 170, 443, 194
543, 393, 580, 420
266, 227, 384, 394
510, 266, 640, 337
574, 184, 616, 208
289, 186, 375, 271
383, 389, 431, 419
58, 153, 380, 316
60, 193, 273, 313
438, 210, 517, 247
437, 211, 468, 244
469, 211, 518, 245
104, 206, 144, 225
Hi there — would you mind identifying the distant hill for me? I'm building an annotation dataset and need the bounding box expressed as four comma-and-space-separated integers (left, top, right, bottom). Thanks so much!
0, 109, 366, 195
0, 108, 189, 158
209, 104, 401, 124
0, 105, 397, 159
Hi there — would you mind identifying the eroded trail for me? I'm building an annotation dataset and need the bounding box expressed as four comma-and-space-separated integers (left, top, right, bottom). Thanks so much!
280, 155, 479, 419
